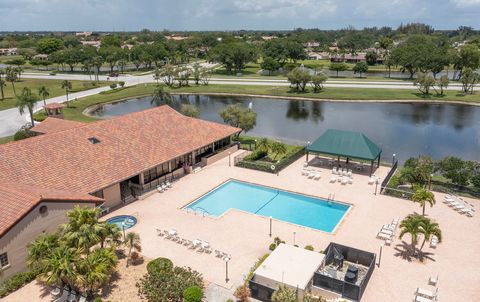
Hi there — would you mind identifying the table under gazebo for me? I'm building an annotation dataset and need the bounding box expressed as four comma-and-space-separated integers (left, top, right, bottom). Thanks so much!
306, 129, 382, 176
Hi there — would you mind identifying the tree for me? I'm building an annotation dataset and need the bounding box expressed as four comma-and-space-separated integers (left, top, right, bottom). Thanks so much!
61, 80, 72, 107
160, 64, 177, 87
234, 284, 251, 302
399, 214, 425, 256
39, 245, 80, 287
451, 44, 480, 79
181, 104, 200, 118
16, 87, 37, 126
352, 61, 368, 78
79, 248, 118, 296
261, 57, 280, 75
153, 68, 161, 85
329, 62, 347, 77
0, 69, 5, 100
124, 232, 142, 266
36, 38, 64, 54
151, 85, 172, 106
192, 63, 202, 85
62, 206, 102, 253
27, 233, 60, 272
271, 284, 297, 302
365, 50, 378, 65
98, 223, 122, 249
219, 104, 257, 137
399, 156, 433, 187
460, 68, 479, 94
255, 138, 271, 153
435, 75, 449, 96
137, 261, 203, 302
208, 41, 257, 74
6, 67, 18, 96
437, 156, 470, 186
414, 73, 436, 95
38, 86, 50, 108
419, 218, 442, 251
337, 29, 372, 55
270, 141, 287, 160
411, 186, 436, 216
287, 67, 311, 92
310, 72, 328, 92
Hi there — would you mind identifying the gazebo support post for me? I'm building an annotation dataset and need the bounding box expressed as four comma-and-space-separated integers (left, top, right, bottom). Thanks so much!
370, 161, 374, 176
306, 151, 309, 162
377, 154, 381, 167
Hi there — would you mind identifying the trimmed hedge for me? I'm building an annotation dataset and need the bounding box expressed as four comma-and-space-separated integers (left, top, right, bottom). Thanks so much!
146, 257, 173, 274
236, 147, 305, 174
0, 270, 39, 298
183, 286, 203, 302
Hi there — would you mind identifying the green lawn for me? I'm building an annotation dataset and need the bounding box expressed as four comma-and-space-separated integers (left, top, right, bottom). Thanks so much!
31, 83, 480, 124
0, 78, 110, 111
0, 135, 13, 145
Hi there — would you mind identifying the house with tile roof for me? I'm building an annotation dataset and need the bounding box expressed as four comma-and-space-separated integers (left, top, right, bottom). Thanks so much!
0, 105, 240, 279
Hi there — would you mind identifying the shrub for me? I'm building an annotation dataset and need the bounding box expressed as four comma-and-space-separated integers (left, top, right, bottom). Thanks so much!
184, 286, 203, 302
13, 129, 35, 141
269, 243, 277, 251
0, 270, 38, 298
244, 150, 268, 161
234, 284, 251, 302
119, 81, 125, 87
110, 83, 117, 89
304, 245, 314, 251
33, 111, 47, 122
93, 299, 103, 302
49, 72, 56, 75
226, 300, 234, 302
147, 257, 173, 274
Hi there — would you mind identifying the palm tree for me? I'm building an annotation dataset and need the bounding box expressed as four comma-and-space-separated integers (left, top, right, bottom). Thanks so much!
399, 214, 426, 256
6, 67, 18, 96
411, 186, 436, 216
79, 248, 118, 297
255, 138, 271, 153
27, 233, 61, 271
39, 245, 79, 288
38, 86, 50, 108
61, 80, 72, 107
271, 284, 297, 302
97, 223, 122, 249
16, 87, 38, 126
124, 232, 141, 266
270, 141, 288, 160
419, 219, 442, 251
151, 85, 172, 106
153, 68, 161, 84
61, 206, 102, 254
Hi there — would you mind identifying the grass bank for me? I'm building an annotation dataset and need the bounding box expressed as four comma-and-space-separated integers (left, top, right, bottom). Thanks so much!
0, 78, 110, 111
31, 83, 480, 124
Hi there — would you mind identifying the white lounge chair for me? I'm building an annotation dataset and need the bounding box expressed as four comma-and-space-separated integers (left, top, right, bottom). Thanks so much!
330, 176, 337, 183
416, 287, 438, 299
348, 177, 353, 184
157, 185, 164, 193
340, 177, 347, 185
67, 291, 77, 302
308, 172, 315, 179
380, 228, 394, 236
414, 295, 436, 302
332, 167, 337, 175
314, 173, 321, 180
54, 288, 69, 302
302, 168, 309, 176
78, 295, 87, 302
430, 235, 438, 248
377, 232, 392, 240
368, 177, 375, 185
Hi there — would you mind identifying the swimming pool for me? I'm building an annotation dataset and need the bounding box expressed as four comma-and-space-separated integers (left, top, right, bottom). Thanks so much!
185, 180, 351, 233
106, 215, 137, 230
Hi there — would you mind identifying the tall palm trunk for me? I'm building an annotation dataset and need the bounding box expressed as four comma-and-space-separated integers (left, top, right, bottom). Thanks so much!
65, 89, 69, 107
29, 107, 35, 126
11, 82, 16, 96
0, 85, 4, 100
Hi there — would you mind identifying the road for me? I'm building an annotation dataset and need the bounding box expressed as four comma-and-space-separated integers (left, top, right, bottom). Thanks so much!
0, 70, 473, 138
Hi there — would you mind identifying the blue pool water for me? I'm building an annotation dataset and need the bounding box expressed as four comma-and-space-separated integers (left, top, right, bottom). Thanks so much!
185, 180, 350, 232
106, 215, 137, 230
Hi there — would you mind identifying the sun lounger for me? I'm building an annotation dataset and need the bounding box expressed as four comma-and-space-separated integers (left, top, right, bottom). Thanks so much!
332, 167, 337, 174
453, 204, 465, 211
416, 287, 438, 299
54, 289, 69, 302
368, 177, 375, 185
157, 185, 164, 193
156, 228, 164, 236
380, 228, 394, 236
429, 275, 439, 286
430, 236, 438, 248
214, 250, 223, 258
377, 232, 392, 240
414, 295, 436, 302
341, 177, 348, 185
348, 177, 353, 184
385, 238, 392, 246
78, 295, 87, 302
314, 173, 321, 180
308, 172, 315, 179
302, 168, 308, 176
67, 291, 77, 302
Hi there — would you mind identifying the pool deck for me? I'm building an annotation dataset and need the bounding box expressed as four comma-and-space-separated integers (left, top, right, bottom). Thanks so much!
5, 150, 480, 302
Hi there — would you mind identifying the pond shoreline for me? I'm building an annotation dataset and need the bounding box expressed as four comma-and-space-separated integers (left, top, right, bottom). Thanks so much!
83, 92, 480, 118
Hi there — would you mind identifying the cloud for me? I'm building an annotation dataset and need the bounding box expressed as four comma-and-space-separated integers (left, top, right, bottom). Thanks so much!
450, 0, 480, 7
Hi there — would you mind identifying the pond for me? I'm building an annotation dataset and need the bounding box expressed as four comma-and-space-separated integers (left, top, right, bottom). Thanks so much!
88, 95, 480, 163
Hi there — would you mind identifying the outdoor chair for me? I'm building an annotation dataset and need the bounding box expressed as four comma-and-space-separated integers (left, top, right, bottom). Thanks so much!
314, 173, 321, 180
157, 185, 164, 193
78, 295, 87, 302
416, 287, 438, 299
429, 275, 439, 286
414, 295, 437, 302
430, 236, 438, 248
53, 287, 69, 302
330, 176, 337, 183
67, 291, 77, 302
166, 180, 172, 188
377, 232, 392, 240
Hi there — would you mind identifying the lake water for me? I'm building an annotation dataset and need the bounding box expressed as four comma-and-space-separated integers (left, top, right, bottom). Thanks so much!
88, 95, 480, 163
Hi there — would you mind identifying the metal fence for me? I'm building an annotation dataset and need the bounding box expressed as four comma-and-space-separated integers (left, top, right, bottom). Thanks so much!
313, 242, 376, 301
380, 160, 398, 194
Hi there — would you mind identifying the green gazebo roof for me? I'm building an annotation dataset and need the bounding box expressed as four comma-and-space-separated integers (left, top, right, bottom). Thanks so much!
306, 129, 382, 161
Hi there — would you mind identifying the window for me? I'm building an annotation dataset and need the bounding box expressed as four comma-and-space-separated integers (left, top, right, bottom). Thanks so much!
0, 252, 8, 269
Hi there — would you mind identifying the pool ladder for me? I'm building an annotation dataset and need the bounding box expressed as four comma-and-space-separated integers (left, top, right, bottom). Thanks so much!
186, 207, 211, 217
327, 193, 335, 205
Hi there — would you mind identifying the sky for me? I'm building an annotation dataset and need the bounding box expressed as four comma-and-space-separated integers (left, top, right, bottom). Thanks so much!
0, 0, 479, 31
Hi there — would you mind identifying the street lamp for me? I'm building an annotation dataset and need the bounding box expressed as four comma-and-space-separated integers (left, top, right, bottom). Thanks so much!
429, 173, 433, 190
374, 178, 379, 195
392, 153, 396, 165
228, 152, 231, 167
378, 243, 384, 268
269, 216, 272, 237
224, 255, 231, 283
293, 231, 296, 246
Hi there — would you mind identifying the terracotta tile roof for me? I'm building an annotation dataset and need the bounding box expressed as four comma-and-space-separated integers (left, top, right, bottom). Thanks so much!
0, 105, 240, 194
44, 102, 65, 109
31, 117, 85, 134
0, 182, 103, 238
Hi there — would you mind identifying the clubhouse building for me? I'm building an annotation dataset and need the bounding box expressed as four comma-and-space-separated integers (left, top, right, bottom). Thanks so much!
0, 105, 240, 279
